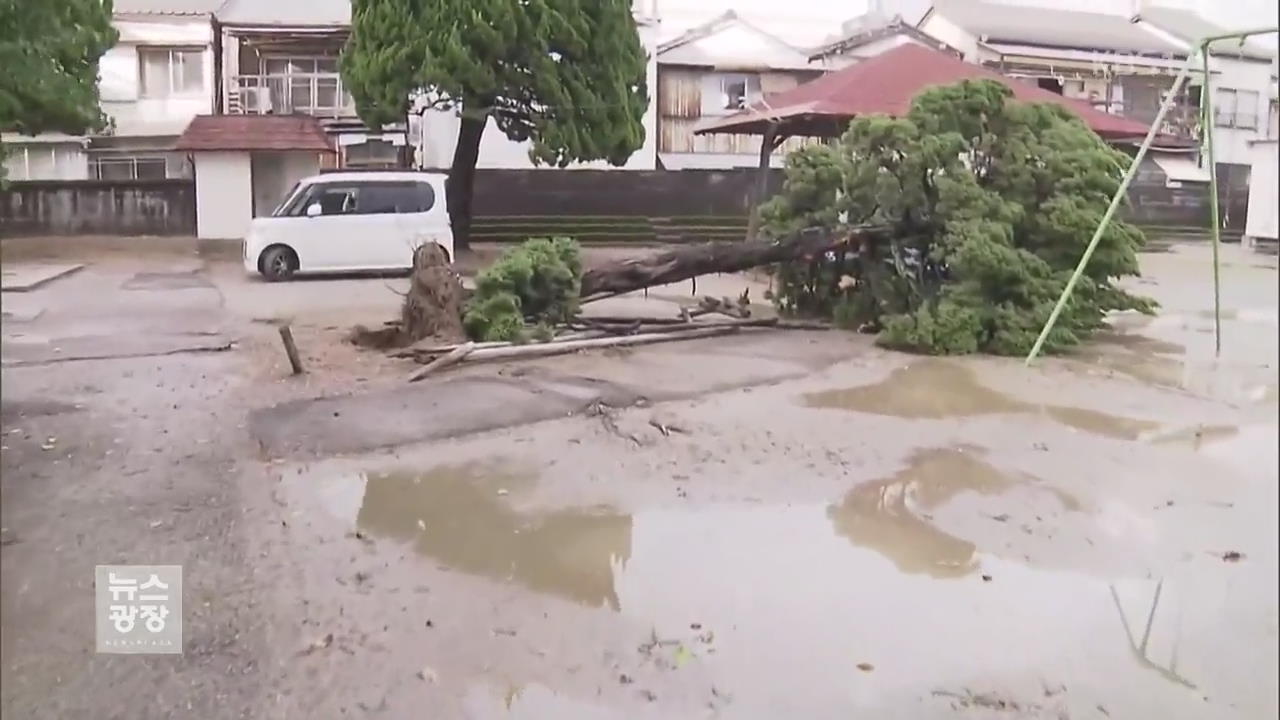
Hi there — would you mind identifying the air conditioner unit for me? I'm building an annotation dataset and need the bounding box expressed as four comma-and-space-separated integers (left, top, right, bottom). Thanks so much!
244, 86, 274, 114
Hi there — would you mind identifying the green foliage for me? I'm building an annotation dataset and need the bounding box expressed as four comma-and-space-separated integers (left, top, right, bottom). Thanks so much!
760, 79, 1155, 356
462, 238, 582, 342
0, 0, 117, 181
341, 0, 648, 167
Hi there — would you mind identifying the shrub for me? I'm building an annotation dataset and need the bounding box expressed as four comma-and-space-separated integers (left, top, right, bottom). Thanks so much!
462, 237, 582, 342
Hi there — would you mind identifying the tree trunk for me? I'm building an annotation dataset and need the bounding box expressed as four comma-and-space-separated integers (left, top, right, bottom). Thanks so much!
579, 225, 892, 298
446, 111, 487, 254
746, 126, 780, 240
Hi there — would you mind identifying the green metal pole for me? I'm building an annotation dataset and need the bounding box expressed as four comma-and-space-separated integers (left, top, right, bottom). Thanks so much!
1197, 27, 1278, 44
1202, 42, 1223, 357
1024, 58, 1197, 366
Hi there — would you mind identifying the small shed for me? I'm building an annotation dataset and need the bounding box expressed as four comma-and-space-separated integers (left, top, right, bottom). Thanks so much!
1245, 139, 1278, 248
175, 115, 335, 240
695, 43, 1173, 145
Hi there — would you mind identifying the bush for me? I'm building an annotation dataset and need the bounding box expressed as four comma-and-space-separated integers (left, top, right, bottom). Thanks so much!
759, 79, 1155, 355
462, 237, 583, 342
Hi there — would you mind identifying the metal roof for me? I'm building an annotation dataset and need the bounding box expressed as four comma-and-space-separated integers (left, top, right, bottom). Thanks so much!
215, 0, 350, 27
113, 0, 225, 16
927, 0, 1185, 55
1135, 6, 1276, 60
174, 115, 335, 152
696, 43, 1181, 145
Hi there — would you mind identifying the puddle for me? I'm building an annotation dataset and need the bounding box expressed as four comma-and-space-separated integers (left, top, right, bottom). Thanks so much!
828, 447, 1080, 578
1150, 424, 1241, 450
297, 454, 1276, 717
1095, 331, 1185, 355
803, 361, 1160, 440
356, 464, 632, 610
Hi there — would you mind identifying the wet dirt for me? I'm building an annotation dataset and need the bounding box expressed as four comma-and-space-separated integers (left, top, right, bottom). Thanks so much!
803, 360, 1162, 440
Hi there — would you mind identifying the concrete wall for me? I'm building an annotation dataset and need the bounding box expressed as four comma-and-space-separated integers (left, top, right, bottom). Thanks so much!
0, 179, 195, 236
1245, 140, 1278, 242
193, 152, 253, 239
1206, 56, 1277, 166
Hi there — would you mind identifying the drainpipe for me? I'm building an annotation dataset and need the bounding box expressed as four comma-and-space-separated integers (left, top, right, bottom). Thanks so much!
211, 15, 223, 114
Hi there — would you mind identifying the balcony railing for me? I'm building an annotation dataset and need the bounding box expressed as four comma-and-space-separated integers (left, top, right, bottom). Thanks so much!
227, 73, 355, 117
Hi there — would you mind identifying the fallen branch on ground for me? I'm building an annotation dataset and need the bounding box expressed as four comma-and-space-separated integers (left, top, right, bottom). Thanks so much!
408, 342, 474, 382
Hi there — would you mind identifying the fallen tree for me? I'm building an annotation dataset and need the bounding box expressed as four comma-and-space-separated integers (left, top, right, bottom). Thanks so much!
578, 225, 893, 298
369, 227, 889, 349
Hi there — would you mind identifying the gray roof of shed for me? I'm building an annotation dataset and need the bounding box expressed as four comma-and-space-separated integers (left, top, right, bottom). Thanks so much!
215, 0, 350, 27
113, 0, 225, 15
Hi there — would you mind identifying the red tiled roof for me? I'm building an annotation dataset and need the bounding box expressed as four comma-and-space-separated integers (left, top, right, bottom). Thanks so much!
698, 43, 1184, 144
174, 115, 335, 152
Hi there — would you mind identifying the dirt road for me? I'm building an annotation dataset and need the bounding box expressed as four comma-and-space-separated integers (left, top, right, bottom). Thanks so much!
1, 242, 1276, 719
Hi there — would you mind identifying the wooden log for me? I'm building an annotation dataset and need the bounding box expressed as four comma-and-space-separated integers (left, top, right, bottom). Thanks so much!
408, 342, 475, 382
278, 325, 304, 375
457, 326, 739, 366
578, 225, 892, 298
395, 331, 600, 358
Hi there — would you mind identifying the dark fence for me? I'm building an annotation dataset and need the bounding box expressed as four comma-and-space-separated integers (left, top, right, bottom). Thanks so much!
468, 168, 776, 244
0, 179, 196, 237
0, 165, 1230, 243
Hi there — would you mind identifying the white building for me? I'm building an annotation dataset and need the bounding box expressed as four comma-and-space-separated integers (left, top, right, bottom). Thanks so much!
3, 0, 220, 181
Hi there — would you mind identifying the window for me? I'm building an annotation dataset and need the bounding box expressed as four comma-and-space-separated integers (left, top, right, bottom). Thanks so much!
1269, 98, 1279, 139
288, 181, 434, 216
263, 57, 343, 113
88, 156, 168, 180
359, 182, 435, 214
719, 74, 760, 110
139, 47, 204, 97
1214, 88, 1260, 129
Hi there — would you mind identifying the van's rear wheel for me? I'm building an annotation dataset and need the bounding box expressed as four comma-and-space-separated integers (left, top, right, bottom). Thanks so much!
260, 246, 298, 282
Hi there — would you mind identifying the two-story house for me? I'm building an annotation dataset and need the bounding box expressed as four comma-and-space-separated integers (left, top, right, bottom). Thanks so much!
2, 0, 220, 181
654, 11, 822, 169
214, 0, 403, 170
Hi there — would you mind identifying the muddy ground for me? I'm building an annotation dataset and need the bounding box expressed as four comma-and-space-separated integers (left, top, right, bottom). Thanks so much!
1, 240, 1276, 719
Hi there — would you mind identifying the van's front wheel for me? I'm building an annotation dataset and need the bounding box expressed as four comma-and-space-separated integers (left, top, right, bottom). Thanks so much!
259, 246, 298, 282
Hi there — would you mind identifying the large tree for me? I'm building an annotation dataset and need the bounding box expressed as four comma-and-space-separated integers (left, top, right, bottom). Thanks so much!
760, 79, 1154, 355
0, 0, 118, 179
341, 0, 649, 252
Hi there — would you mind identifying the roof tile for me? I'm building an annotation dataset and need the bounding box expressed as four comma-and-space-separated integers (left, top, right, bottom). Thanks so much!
174, 115, 335, 152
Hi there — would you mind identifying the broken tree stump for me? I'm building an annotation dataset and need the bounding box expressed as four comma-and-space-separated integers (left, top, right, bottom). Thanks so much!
400, 242, 465, 345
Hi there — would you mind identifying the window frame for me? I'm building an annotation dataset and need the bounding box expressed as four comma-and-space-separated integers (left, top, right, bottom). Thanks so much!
137, 46, 206, 99
719, 73, 760, 111
88, 155, 169, 180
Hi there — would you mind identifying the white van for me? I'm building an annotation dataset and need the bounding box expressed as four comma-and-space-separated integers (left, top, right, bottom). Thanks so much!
243, 171, 452, 281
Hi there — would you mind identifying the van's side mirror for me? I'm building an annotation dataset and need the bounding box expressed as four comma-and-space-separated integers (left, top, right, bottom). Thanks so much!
305, 203, 322, 218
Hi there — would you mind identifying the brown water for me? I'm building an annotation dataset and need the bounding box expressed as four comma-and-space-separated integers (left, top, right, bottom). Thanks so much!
827, 446, 1080, 578
295, 444, 1276, 718
357, 464, 632, 610
803, 360, 1162, 440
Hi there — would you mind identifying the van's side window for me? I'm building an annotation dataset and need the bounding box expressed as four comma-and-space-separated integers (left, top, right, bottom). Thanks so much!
291, 185, 359, 216
358, 182, 435, 214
